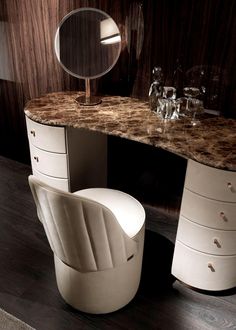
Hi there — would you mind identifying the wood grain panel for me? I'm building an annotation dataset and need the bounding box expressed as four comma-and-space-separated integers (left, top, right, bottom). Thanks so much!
2, 0, 235, 104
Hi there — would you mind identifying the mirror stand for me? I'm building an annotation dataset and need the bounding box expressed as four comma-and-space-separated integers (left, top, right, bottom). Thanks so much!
76, 78, 102, 106
55, 8, 121, 106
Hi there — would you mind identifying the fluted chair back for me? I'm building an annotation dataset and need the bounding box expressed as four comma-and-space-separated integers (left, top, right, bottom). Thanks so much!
29, 175, 138, 272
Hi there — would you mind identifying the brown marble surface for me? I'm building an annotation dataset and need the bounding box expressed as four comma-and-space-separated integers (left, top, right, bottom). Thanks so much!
24, 92, 236, 171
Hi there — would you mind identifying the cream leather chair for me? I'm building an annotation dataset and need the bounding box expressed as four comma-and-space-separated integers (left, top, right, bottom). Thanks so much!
28, 175, 145, 314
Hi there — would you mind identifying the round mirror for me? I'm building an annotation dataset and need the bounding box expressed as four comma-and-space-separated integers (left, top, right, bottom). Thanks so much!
55, 8, 121, 105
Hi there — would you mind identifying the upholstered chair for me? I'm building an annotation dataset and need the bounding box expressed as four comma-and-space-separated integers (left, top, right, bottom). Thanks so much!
28, 175, 145, 314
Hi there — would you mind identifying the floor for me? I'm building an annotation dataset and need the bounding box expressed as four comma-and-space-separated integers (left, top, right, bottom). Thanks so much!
0, 155, 236, 330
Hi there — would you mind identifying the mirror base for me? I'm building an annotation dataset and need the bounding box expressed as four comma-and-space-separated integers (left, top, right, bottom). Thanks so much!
76, 95, 102, 106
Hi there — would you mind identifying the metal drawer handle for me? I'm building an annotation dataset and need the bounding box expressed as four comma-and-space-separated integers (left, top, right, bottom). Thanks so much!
220, 211, 227, 222
33, 156, 39, 162
213, 238, 221, 248
227, 182, 234, 192
208, 263, 215, 272
30, 130, 35, 137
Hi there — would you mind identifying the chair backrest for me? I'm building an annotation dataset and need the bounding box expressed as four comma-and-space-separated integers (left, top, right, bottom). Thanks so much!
28, 175, 138, 272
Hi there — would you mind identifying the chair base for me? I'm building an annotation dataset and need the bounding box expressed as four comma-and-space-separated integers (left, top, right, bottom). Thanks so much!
54, 226, 145, 314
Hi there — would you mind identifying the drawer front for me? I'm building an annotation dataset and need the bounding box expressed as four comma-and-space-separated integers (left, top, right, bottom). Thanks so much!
177, 216, 236, 255
33, 168, 69, 191
185, 159, 236, 202
172, 241, 236, 291
181, 188, 236, 230
30, 144, 68, 178
26, 117, 66, 153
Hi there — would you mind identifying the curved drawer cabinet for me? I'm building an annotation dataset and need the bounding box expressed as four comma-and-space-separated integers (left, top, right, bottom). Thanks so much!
26, 116, 66, 153
32, 169, 69, 191
184, 159, 236, 202
26, 117, 107, 192
179, 189, 236, 230
25, 92, 236, 292
173, 241, 236, 291
172, 159, 236, 291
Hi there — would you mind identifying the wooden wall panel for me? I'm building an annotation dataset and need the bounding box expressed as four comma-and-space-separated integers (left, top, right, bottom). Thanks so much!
0, 0, 235, 164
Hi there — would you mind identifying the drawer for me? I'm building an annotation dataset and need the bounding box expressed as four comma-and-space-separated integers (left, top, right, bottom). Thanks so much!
181, 188, 236, 230
185, 159, 236, 202
30, 144, 68, 178
172, 240, 236, 291
26, 117, 66, 153
33, 168, 69, 191
177, 216, 236, 255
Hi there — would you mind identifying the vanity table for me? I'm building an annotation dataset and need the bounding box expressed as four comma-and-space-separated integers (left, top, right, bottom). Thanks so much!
25, 91, 236, 291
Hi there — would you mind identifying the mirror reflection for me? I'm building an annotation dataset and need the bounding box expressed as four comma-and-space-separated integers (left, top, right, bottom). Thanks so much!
55, 8, 121, 80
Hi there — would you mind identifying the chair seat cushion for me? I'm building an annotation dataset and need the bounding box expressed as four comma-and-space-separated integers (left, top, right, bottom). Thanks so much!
74, 188, 145, 238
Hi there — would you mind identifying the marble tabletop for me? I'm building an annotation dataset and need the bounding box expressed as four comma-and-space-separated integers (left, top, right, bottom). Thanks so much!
24, 92, 236, 171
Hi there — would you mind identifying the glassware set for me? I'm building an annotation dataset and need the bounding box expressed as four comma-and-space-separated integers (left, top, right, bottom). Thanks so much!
149, 65, 205, 124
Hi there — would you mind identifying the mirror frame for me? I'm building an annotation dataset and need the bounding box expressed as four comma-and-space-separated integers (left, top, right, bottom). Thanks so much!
54, 7, 122, 80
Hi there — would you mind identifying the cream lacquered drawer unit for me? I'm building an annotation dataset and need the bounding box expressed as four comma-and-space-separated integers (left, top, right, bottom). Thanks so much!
26, 116, 107, 192
184, 159, 236, 202
180, 189, 236, 230
26, 117, 70, 191
173, 241, 236, 291
29, 144, 68, 178
172, 159, 236, 291
177, 216, 236, 256
26, 117, 66, 153
33, 169, 69, 191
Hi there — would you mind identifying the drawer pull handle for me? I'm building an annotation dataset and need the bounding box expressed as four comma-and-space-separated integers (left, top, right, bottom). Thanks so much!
208, 263, 215, 272
33, 156, 39, 162
30, 130, 35, 137
220, 211, 227, 222
213, 238, 221, 248
227, 182, 234, 192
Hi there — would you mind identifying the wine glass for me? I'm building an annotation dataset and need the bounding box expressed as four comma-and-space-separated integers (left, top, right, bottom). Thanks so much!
189, 98, 204, 125
160, 87, 177, 120
183, 87, 200, 112
163, 86, 176, 100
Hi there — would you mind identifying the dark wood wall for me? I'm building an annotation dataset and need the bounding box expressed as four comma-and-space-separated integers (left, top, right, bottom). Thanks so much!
0, 1, 235, 210
0, 0, 235, 163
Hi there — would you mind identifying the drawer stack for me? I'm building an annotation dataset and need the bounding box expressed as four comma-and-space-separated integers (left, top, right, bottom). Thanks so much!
172, 159, 236, 291
26, 117, 70, 191
26, 116, 107, 192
